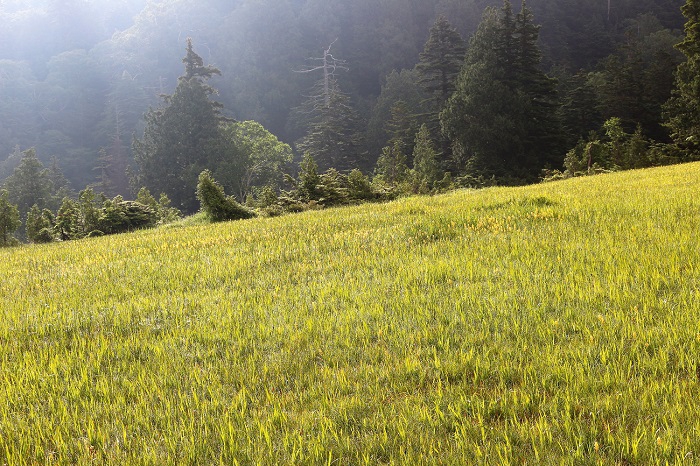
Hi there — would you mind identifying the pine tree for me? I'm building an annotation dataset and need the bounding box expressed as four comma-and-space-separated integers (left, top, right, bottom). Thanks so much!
412, 124, 441, 191
416, 15, 466, 167
417, 16, 467, 114
664, 0, 700, 158
3, 148, 53, 220
0, 190, 21, 247
514, 0, 564, 170
133, 38, 228, 213
442, 1, 563, 182
296, 43, 365, 172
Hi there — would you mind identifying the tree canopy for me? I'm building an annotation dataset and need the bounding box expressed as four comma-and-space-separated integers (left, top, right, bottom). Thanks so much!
442, 1, 563, 182
664, 0, 700, 158
133, 38, 228, 213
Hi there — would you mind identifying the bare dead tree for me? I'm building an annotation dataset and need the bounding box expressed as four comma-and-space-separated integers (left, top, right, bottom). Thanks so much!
295, 40, 348, 108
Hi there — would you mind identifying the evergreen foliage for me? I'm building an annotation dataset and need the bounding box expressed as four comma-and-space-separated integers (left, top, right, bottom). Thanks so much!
0, 189, 21, 247
385, 100, 419, 155
55, 197, 79, 241
416, 15, 467, 166
281, 155, 378, 209
558, 71, 604, 149
136, 187, 182, 225
98, 197, 157, 234
367, 69, 427, 160
375, 140, 410, 185
77, 187, 103, 235
26, 204, 55, 243
3, 148, 53, 219
296, 78, 366, 172
561, 118, 657, 177
411, 124, 441, 192
133, 38, 228, 213
291, 153, 322, 203
664, 0, 700, 158
442, 0, 563, 182
346, 169, 375, 201
417, 16, 467, 114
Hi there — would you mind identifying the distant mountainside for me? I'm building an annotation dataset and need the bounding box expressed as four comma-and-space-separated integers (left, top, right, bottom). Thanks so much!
0, 0, 686, 191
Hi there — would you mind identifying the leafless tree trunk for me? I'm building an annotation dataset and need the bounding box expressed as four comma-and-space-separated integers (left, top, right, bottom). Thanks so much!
295, 39, 348, 108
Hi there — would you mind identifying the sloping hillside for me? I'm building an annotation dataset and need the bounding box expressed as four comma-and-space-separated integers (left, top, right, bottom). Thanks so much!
1, 163, 699, 464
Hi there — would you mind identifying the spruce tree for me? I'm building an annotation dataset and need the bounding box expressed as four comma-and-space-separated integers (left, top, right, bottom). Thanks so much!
295, 44, 366, 173
3, 148, 53, 218
412, 124, 441, 191
133, 38, 228, 213
664, 0, 700, 158
514, 0, 564, 170
0, 190, 21, 247
442, 1, 563, 182
416, 16, 466, 168
417, 16, 467, 115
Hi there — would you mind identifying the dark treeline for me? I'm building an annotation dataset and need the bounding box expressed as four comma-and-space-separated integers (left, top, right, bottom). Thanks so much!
1, 0, 698, 243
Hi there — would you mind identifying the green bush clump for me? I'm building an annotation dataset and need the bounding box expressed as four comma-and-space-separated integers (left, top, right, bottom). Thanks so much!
196, 170, 255, 222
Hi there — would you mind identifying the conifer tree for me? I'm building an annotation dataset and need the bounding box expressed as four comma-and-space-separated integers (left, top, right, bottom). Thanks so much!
196, 170, 254, 222
416, 16, 466, 167
26, 204, 55, 243
3, 148, 53, 217
296, 43, 365, 172
412, 124, 441, 191
375, 140, 409, 184
442, 1, 563, 182
133, 38, 228, 213
514, 1, 564, 170
664, 0, 700, 158
0, 190, 21, 247
55, 197, 79, 241
385, 100, 419, 156
417, 16, 467, 115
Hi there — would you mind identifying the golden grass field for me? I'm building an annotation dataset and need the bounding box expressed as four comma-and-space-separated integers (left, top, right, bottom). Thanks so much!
1, 163, 699, 464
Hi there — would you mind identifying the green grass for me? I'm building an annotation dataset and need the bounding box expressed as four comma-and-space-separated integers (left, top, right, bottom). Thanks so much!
1, 163, 699, 465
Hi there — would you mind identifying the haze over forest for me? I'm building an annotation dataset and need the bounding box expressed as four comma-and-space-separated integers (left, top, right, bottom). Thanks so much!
0, 0, 687, 198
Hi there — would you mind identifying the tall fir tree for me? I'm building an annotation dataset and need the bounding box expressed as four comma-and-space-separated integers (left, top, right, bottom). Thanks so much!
0, 190, 21, 246
664, 0, 700, 158
3, 148, 53, 220
417, 16, 467, 112
416, 15, 466, 169
133, 38, 228, 213
296, 43, 366, 172
442, 1, 563, 182
296, 79, 366, 172
513, 0, 564, 170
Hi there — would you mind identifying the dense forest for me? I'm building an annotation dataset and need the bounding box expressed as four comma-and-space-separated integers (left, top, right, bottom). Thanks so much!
1, 0, 698, 240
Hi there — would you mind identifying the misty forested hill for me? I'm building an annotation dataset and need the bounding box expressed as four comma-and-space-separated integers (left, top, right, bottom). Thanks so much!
0, 0, 686, 192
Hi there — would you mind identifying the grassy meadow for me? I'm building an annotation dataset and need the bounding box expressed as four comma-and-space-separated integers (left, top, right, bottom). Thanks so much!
1, 163, 699, 464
